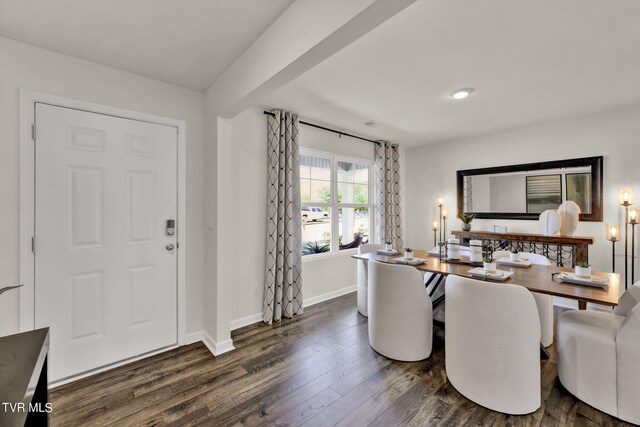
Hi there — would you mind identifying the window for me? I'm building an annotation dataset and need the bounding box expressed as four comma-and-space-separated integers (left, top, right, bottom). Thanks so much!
300, 150, 373, 257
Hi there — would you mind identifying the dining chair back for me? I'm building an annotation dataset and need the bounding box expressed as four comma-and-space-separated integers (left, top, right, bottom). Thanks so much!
492, 250, 554, 347
446, 275, 541, 414
557, 283, 640, 424
356, 243, 384, 317
368, 260, 433, 361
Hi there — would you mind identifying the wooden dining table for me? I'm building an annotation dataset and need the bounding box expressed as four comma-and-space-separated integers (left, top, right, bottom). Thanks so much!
353, 249, 620, 310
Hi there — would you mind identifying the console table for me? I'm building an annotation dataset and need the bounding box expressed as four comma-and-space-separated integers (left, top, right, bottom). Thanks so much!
452, 230, 594, 267
0, 328, 50, 427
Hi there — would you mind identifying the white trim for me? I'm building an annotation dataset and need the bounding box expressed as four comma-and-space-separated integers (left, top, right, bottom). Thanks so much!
302, 248, 358, 263
227, 285, 358, 333
50, 343, 180, 388
201, 331, 235, 356
304, 284, 357, 307
230, 313, 263, 331
19, 90, 188, 349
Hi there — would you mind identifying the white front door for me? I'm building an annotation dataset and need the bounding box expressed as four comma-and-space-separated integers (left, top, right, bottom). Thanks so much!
34, 103, 178, 381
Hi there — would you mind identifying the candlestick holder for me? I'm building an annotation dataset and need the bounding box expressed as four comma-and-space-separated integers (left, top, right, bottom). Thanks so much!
606, 224, 620, 273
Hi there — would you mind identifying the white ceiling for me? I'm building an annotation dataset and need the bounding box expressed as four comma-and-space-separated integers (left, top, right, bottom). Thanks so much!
0, 0, 293, 91
262, 0, 640, 147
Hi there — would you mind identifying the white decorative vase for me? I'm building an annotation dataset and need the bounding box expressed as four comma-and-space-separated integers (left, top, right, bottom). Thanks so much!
469, 240, 483, 263
483, 262, 497, 273
385, 243, 392, 251
558, 201, 581, 237
575, 266, 592, 278
405, 251, 413, 260
510, 252, 521, 262
539, 210, 561, 236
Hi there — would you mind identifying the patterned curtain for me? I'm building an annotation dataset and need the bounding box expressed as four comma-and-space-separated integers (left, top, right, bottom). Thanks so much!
375, 141, 403, 248
263, 110, 304, 324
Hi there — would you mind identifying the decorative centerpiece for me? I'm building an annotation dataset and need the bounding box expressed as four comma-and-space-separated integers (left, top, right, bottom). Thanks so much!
385, 241, 393, 251
558, 201, 581, 236
539, 209, 561, 236
575, 261, 592, 278
457, 213, 475, 231
510, 248, 521, 262
483, 254, 496, 273
404, 248, 414, 260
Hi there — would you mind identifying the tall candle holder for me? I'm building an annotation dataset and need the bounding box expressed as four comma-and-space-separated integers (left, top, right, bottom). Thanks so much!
442, 207, 448, 241
437, 195, 444, 245
619, 188, 634, 289
432, 218, 439, 247
606, 224, 620, 273
628, 207, 638, 284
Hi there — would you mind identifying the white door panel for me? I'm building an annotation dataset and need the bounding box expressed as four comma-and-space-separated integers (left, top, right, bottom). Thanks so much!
35, 104, 178, 381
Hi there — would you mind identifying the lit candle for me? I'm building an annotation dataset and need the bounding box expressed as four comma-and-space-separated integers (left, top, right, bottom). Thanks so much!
437, 195, 445, 207
432, 219, 439, 230
619, 188, 634, 205
630, 208, 638, 224
442, 207, 448, 219
610, 225, 618, 238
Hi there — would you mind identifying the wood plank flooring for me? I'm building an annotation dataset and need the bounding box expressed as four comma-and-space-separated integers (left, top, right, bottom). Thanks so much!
50, 293, 632, 426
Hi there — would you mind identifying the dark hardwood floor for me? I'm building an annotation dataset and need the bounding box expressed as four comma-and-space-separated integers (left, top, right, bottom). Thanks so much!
50, 293, 631, 426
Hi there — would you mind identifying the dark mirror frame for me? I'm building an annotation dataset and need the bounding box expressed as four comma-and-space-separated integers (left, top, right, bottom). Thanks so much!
456, 156, 603, 222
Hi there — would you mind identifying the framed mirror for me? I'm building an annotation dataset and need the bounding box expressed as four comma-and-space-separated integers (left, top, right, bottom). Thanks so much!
457, 156, 603, 221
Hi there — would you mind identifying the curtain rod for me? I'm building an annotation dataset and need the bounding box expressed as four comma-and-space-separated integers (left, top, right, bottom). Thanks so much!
263, 111, 380, 145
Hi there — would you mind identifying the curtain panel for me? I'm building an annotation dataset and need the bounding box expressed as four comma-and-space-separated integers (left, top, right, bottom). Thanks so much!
263, 110, 304, 324
375, 141, 403, 248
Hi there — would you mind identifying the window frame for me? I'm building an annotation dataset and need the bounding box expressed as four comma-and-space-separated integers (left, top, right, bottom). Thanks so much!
300, 148, 374, 260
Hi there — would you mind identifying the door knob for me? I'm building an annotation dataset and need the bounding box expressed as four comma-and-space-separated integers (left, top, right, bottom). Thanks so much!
166, 244, 175, 251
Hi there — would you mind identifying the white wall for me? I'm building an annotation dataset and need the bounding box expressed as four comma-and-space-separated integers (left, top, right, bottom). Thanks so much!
0, 36, 205, 336
218, 107, 380, 329
405, 103, 640, 297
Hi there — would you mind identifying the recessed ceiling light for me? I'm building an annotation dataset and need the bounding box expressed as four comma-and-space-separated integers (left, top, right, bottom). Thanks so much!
450, 88, 474, 100
362, 121, 381, 128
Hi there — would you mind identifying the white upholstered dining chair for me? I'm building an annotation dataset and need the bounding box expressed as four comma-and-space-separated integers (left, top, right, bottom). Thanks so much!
445, 275, 541, 414
556, 283, 640, 424
368, 260, 433, 361
356, 243, 384, 317
493, 250, 554, 347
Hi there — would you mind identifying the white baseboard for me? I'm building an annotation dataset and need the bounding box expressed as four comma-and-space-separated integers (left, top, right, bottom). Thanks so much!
185, 330, 235, 356
228, 285, 357, 331
203, 331, 235, 356
230, 313, 263, 331
304, 284, 357, 307
185, 330, 204, 344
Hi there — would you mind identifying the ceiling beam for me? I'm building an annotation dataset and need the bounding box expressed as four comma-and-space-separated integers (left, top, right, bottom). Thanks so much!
207, 0, 418, 118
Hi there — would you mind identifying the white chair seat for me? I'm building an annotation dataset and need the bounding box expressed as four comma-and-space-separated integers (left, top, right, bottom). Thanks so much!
557, 283, 640, 424
557, 310, 624, 417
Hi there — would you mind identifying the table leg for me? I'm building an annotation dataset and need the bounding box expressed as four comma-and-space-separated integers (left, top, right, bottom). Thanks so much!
428, 275, 445, 298
540, 345, 550, 360
578, 300, 587, 310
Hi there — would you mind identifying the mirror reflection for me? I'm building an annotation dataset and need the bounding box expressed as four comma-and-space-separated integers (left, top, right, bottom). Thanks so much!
463, 166, 591, 215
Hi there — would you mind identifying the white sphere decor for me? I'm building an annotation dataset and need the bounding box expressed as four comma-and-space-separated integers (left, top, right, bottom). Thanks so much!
558, 201, 581, 236
539, 210, 561, 236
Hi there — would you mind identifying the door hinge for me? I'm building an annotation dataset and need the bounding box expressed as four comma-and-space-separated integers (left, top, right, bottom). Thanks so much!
31, 124, 36, 141
31, 236, 36, 253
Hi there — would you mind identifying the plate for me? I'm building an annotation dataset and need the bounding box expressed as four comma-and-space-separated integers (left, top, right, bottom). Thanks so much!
555, 272, 609, 287
468, 267, 514, 281
393, 257, 426, 266
377, 249, 400, 256
496, 258, 532, 268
